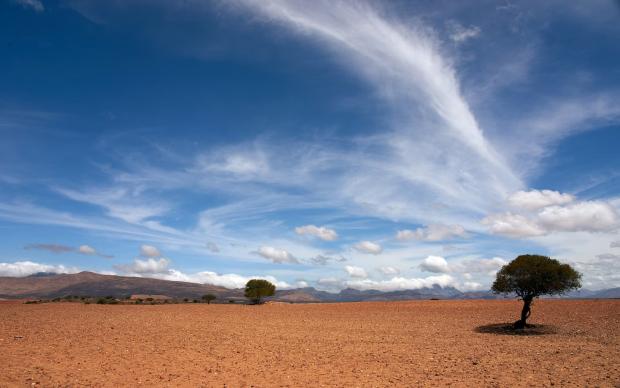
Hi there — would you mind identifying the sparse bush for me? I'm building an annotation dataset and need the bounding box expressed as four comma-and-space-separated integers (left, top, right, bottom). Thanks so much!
244, 279, 276, 305
492, 254, 581, 329
202, 294, 216, 304
183, 298, 189, 303
96, 296, 119, 305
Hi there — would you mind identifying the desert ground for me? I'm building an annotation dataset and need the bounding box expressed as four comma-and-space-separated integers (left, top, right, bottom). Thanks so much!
0, 299, 618, 387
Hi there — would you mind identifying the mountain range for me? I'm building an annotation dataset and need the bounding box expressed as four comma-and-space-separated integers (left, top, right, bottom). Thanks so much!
1, 272, 618, 302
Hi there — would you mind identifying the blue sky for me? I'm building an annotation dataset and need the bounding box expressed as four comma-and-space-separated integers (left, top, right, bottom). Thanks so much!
1, 0, 619, 291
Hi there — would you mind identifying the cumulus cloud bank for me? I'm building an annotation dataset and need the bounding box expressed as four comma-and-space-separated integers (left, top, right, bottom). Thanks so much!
484, 190, 618, 238
345, 274, 457, 292
0, 260, 78, 277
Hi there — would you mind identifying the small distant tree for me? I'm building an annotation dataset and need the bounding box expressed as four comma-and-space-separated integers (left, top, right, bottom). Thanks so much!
244, 279, 276, 304
202, 294, 217, 304
492, 254, 581, 329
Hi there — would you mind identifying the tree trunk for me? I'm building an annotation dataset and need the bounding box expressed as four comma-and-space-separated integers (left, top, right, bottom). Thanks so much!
514, 296, 533, 329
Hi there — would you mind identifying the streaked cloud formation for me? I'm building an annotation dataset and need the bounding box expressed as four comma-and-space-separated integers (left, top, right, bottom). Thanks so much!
0, 0, 618, 291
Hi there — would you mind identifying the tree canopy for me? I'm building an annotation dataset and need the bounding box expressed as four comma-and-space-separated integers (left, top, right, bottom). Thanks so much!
244, 279, 276, 304
492, 254, 581, 299
492, 254, 581, 328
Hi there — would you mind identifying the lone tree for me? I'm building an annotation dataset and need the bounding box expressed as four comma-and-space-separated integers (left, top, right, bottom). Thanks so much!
492, 254, 581, 329
202, 294, 216, 304
244, 279, 276, 304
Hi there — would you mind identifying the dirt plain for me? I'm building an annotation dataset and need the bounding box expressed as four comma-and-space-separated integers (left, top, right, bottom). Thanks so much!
0, 299, 618, 387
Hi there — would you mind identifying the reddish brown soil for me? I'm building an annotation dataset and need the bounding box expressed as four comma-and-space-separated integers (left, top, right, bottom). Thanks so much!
1, 300, 618, 387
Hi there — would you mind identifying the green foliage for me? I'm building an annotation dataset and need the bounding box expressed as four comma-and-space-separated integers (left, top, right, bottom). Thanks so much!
202, 294, 217, 304
492, 254, 581, 299
244, 279, 276, 304
96, 296, 119, 305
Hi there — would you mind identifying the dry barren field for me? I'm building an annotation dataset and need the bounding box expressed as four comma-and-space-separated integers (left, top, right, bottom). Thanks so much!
1, 300, 618, 387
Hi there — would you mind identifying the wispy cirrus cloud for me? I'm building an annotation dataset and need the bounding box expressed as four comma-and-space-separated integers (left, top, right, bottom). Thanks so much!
24, 243, 113, 258
13, 0, 44, 12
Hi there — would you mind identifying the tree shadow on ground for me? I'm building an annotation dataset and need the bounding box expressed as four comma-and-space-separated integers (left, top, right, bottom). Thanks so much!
474, 323, 557, 336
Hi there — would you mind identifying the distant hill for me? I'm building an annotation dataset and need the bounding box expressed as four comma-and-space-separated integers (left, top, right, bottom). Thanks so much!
1, 272, 618, 302
0, 271, 241, 300
591, 287, 620, 298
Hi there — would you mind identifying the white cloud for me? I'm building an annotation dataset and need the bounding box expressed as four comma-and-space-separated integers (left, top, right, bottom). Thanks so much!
0, 260, 78, 277
508, 189, 574, 210
344, 265, 368, 278
461, 281, 483, 291
296, 280, 309, 288
454, 257, 507, 274
160, 269, 293, 289
484, 195, 619, 238
345, 274, 457, 292
55, 187, 169, 225
353, 241, 382, 255
118, 258, 171, 274
510, 94, 620, 168
233, 0, 521, 224
295, 225, 338, 241
194, 145, 271, 179
140, 244, 161, 258
396, 224, 466, 241
538, 201, 618, 232
256, 246, 299, 264
419, 255, 451, 273
14, 0, 44, 12
481, 212, 546, 237
317, 277, 344, 291
611, 241, 620, 248
378, 266, 400, 275
78, 245, 96, 255
449, 23, 480, 43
